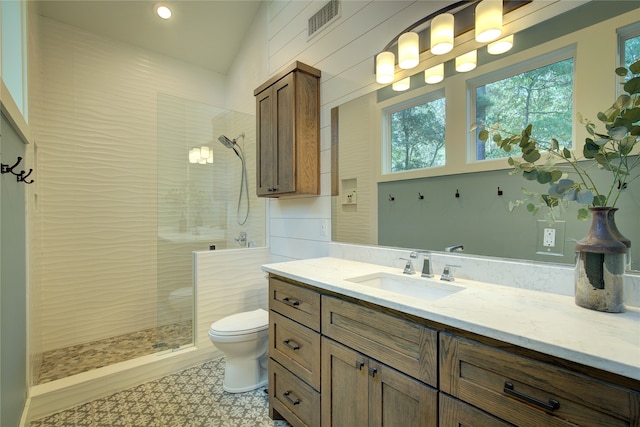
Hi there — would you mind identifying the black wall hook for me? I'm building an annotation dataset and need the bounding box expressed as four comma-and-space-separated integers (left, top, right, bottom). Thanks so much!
388, 194, 395, 201
618, 180, 627, 190
1, 156, 35, 184
455, 189, 460, 198
418, 192, 424, 200
497, 187, 503, 196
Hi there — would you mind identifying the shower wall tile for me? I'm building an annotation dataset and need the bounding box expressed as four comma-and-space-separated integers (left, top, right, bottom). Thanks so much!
32, 16, 228, 352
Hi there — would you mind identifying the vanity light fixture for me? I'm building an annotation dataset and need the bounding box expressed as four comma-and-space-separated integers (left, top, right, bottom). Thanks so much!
189, 146, 213, 164
376, 51, 396, 84
398, 32, 420, 69
392, 77, 411, 91
430, 13, 455, 55
154, 3, 172, 20
475, 0, 502, 42
424, 63, 444, 84
455, 50, 477, 72
487, 34, 514, 54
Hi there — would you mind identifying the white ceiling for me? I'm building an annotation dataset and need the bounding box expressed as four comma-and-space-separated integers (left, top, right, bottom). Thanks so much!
37, 0, 264, 75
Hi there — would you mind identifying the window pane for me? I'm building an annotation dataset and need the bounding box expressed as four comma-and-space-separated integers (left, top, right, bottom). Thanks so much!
474, 58, 574, 161
390, 98, 446, 172
624, 34, 640, 71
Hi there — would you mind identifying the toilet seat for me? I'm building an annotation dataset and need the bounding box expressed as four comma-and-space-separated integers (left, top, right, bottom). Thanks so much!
209, 308, 268, 336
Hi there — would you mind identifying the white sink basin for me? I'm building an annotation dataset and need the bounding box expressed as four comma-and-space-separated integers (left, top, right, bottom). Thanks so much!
346, 272, 464, 302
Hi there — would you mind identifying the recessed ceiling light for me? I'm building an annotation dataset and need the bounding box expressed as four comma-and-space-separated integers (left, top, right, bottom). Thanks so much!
154, 3, 172, 20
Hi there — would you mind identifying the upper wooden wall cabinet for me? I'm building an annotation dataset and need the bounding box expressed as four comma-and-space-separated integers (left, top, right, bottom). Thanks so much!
254, 61, 321, 198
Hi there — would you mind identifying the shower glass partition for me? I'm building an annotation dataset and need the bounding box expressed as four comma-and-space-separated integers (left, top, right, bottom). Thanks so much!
156, 94, 264, 347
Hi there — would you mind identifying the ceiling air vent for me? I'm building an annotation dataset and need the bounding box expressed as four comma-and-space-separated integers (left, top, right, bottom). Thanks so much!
308, 0, 340, 38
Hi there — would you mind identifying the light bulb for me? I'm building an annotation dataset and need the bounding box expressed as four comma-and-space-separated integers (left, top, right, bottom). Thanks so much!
398, 32, 419, 69
424, 64, 444, 84
392, 77, 410, 91
487, 34, 514, 55
154, 4, 172, 20
455, 50, 477, 72
376, 52, 395, 84
475, 0, 502, 43
431, 13, 454, 55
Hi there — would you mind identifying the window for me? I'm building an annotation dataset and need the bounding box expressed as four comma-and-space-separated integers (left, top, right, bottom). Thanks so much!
384, 94, 446, 173
472, 54, 574, 161
1, 0, 28, 121
619, 22, 640, 80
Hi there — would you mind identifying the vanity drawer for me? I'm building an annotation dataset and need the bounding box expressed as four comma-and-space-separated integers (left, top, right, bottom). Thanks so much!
270, 310, 321, 390
270, 277, 321, 332
269, 358, 320, 427
321, 295, 438, 386
439, 333, 640, 427
439, 393, 514, 427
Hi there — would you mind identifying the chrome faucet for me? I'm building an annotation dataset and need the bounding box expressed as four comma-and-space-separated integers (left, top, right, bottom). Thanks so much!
441, 264, 461, 282
400, 256, 415, 275
411, 250, 434, 278
445, 244, 464, 252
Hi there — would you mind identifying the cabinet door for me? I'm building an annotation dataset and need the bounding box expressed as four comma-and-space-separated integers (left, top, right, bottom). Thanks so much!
368, 360, 438, 427
272, 72, 295, 194
321, 338, 368, 427
256, 86, 275, 196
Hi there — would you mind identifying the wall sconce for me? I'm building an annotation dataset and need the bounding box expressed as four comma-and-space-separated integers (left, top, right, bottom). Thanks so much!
487, 34, 513, 54
475, 0, 503, 42
398, 32, 419, 69
189, 146, 214, 164
430, 13, 455, 55
392, 77, 411, 91
424, 63, 444, 84
455, 50, 477, 72
376, 51, 396, 84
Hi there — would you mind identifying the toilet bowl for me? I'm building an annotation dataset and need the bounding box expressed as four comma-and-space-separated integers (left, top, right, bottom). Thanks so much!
208, 308, 269, 393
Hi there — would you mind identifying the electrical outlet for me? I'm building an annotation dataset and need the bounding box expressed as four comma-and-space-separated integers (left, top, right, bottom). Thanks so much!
543, 228, 556, 247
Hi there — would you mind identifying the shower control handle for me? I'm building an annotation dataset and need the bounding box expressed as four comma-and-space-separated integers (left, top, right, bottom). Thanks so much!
283, 339, 300, 351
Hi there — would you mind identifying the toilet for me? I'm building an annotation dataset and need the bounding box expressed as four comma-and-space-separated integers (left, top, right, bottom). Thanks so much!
208, 308, 269, 393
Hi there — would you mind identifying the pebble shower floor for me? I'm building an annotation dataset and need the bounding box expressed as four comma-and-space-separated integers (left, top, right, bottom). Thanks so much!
30, 359, 292, 427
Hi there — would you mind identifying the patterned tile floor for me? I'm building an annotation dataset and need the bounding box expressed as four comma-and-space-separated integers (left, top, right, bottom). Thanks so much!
30, 358, 292, 427
38, 322, 194, 384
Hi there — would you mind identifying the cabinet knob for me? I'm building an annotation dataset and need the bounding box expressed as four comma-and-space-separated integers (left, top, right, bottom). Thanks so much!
282, 297, 300, 307
355, 361, 365, 370
503, 382, 560, 412
368, 367, 378, 377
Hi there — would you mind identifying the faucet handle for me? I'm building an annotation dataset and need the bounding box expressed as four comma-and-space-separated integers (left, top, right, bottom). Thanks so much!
399, 257, 415, 275
441, 264, 461, 282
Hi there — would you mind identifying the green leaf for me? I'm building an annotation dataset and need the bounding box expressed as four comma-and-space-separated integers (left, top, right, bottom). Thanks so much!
562, 148, 571, 159
577, 208, 590, 221
478, 129, 489, 141
557, 179, 574, 192
622, 107, 640, 123
615, 67, 629, 76
550, 170, 563, 182
623, 76, 640, 95
526, 203, 536, 213
597, 111, 608, 121
608, 126, 628, 140
523, 170, 538, 181
551, 138, 559, 150
522, 150, 541, 163
593, 195, 607, 206
576, 190, 594, 205
629, 59, 640, 75
492, 133, 502, 143
615, 94, 632, 110
536, 170, 552, 184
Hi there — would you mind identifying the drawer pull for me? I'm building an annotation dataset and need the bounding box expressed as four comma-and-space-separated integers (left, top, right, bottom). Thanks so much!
368, 367, 378, 377
283, 390, 301, 405
283, 339, 300, 350
503, 382, 560, 412
355, 361, 364, 370
282, 297, 301, 307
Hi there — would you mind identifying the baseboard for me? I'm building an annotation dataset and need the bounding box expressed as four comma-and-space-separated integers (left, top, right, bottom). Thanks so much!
27, 345, 220, 422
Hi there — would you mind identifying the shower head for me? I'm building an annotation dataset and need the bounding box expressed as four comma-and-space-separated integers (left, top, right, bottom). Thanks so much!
218, 135, 236, 149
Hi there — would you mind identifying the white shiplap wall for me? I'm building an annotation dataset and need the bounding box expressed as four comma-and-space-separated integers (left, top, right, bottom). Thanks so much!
257, 0, 445, 262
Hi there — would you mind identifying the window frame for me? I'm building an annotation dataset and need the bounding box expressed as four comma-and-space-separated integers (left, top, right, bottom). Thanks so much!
381, 88, 446, 175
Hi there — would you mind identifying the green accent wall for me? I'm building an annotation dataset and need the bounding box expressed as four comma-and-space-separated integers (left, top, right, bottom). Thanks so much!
378, 161, 639, 269
1, 112, 27, 427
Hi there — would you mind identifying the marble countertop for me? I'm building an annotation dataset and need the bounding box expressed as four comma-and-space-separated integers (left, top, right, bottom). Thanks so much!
262, 257, 640, 381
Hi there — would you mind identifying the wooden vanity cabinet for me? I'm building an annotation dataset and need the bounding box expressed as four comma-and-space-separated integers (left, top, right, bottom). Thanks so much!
439, 333, 640, 427
254, 61, 320, 198
321, 337, 437, 427
268, 277, 321, 427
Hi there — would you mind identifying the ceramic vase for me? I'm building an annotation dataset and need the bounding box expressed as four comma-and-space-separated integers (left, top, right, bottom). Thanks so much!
607, 208, 631, 270
574, 207, 627, 313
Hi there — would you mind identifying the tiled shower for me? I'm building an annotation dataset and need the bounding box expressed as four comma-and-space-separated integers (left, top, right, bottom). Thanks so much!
29, 14, 265, 386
